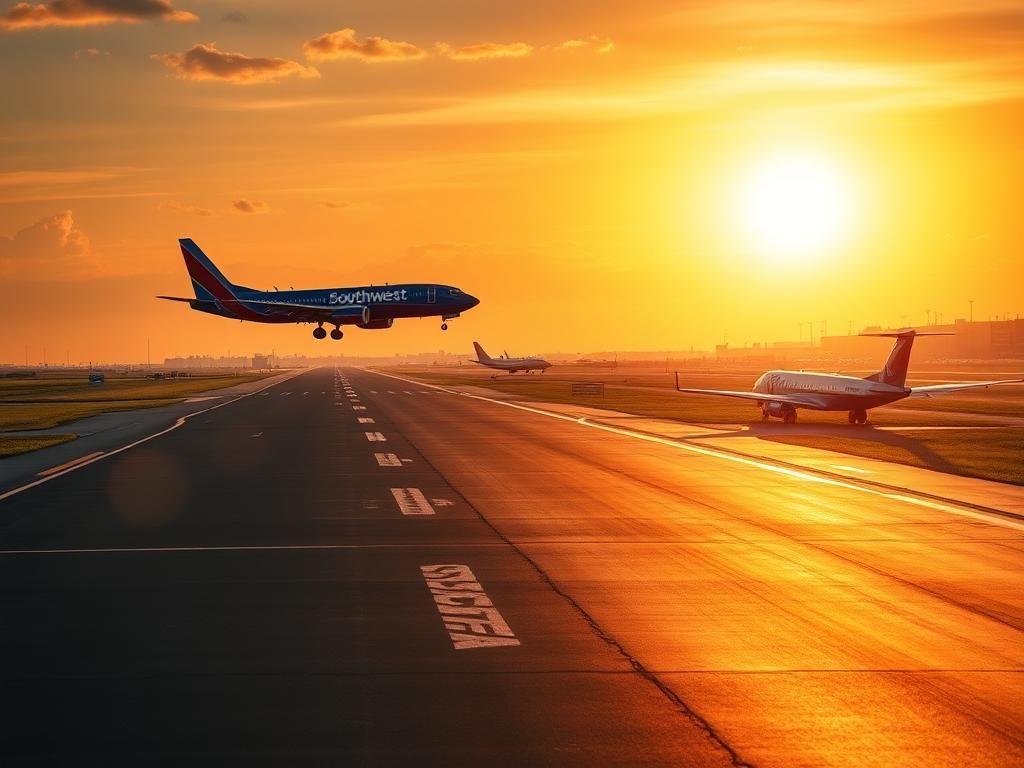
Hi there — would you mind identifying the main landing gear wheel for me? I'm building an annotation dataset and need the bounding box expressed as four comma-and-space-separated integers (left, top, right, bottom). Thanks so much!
783, 410, 797, 424
855, 409, 869, 425
312, 326, 327, 340
330, 328, 343, 340
441, 322, 448, 331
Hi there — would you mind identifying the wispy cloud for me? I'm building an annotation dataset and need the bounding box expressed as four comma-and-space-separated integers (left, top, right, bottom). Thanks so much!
159, 200, 213, 216
303, 28, 425, 62
220, 9, 245, 23
1, 0, 196, 31
232, 198, 270, 214
321, 200, 353, 209
559, 36, 614, 54
342, 56, 1024, 128
436, 41, 533, 61
154, 43, 319, 84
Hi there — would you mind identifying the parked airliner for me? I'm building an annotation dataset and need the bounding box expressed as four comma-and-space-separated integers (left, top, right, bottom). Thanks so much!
676, 330, 1021, 424
472, 342, 551, 373
158, 239, 479, 339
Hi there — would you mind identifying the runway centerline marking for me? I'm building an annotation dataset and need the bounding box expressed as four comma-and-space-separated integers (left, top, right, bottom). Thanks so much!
421, 564, 520, 650
375, 452, 402, 466
366, 368, 1024, 532
391, 487, 435, 515
37, 452, 105, 477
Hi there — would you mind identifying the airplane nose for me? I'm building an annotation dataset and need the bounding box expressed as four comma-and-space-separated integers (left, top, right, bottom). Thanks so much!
463, 293, 480, 309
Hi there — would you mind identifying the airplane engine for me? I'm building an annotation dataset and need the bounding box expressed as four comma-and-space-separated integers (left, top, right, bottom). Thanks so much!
764, 402, 790, 418
357, 318, 394, 330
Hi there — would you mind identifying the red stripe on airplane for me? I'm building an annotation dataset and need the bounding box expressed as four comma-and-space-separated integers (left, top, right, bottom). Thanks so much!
181, 247, 265, 321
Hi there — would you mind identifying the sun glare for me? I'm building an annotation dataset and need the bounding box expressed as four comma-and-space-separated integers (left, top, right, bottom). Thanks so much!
737, 149, 852, 262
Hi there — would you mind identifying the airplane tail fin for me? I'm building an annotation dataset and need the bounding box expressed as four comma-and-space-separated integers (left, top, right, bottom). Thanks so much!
179, 238, 238, 303
473, 342, 492, 363
861, 329, 952, 388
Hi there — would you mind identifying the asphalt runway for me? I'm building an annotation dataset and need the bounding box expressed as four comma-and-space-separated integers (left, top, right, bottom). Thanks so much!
1, 367, 1022, 766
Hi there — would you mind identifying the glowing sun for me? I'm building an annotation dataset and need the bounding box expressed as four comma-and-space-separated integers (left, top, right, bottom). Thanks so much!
737, 150, 853, 261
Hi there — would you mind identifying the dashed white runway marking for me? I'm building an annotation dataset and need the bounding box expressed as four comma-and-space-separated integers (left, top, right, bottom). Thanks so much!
37, 452, 105, 477
280, 392, 291, 396
375, 452, 402, 466
302, 391, 309, 396
421, 564, 520, 650
386, 390, 396, 395
250, 432, 263, 438
358, 417, 375, 424
391, 487, 435, 516
353, 405, 367, 411
365, 431, 386, 442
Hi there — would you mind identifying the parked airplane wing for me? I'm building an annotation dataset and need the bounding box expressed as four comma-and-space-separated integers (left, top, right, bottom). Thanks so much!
908, 379, 1023, 398
676, 387, 830, 408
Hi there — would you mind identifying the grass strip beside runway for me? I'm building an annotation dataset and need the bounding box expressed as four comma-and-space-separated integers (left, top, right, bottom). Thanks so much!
0, 434, 77, 457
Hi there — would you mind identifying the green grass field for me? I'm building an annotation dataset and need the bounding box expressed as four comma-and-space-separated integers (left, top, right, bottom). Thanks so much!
0, 373, 270, 432
395, 369, 1023, 426
762, 430, 1024, 486
387, 365, 1024, 485
0, 434, 78, 457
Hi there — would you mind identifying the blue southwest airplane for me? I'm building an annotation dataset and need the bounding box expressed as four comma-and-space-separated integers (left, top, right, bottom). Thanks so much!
158, 239, 479, 340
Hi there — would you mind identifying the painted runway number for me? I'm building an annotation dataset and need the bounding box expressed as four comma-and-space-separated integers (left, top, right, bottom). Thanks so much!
365, 431, 386, 442
375, 453, 402, 467
391, 487, 434, 516
357, 417, 375, 424
421, 564, 520, 650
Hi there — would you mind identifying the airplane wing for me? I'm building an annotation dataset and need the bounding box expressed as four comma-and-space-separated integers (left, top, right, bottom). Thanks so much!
675, 387, 832, 410
908, 379, 1023, 398
224, 299, 369, 324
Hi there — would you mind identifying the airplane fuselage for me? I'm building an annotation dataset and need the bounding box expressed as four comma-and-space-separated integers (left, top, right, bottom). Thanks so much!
191, 283, 475, 325
753, 370, 909, 411
472, 358, 551, 373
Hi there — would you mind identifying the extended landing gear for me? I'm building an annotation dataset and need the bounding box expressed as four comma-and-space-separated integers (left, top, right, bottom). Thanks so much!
330, 327, 343, 340
848, 409, 869, 425
441, 322, 448, 331
312, 325, 327, 340
783, 409, 797, 424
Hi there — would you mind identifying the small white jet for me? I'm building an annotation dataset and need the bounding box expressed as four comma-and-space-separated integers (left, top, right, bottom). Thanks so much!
676, 330, 1022, 425
472, 342, 551, 374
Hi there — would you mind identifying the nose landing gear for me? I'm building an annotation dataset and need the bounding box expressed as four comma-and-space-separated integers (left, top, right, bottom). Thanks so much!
440, 322, 448, 331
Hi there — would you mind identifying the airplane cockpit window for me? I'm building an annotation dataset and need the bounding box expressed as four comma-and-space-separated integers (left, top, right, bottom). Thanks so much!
449, 288, 461, 295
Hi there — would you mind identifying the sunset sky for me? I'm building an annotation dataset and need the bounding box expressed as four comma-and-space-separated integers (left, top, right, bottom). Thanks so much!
1, 1, 1022, 363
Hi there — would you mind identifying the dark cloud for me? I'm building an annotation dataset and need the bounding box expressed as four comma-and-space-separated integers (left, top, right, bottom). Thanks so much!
303, 28, 425, 62
1, 0, 196, 30
154, 43, 319, 84
231, 198, 269, 214
0, 210, 91, 278
436, 41, 533, 61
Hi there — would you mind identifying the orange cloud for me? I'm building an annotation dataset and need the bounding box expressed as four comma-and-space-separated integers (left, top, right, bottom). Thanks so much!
232, 198, 269, 214
303, 28, 425, 62
437, 41, 533, 61
0, 211, 91, 278
559, 36, 614, 54
1, 0, 196, 30
154, 43, 319, 84
322, 200, 353, 209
